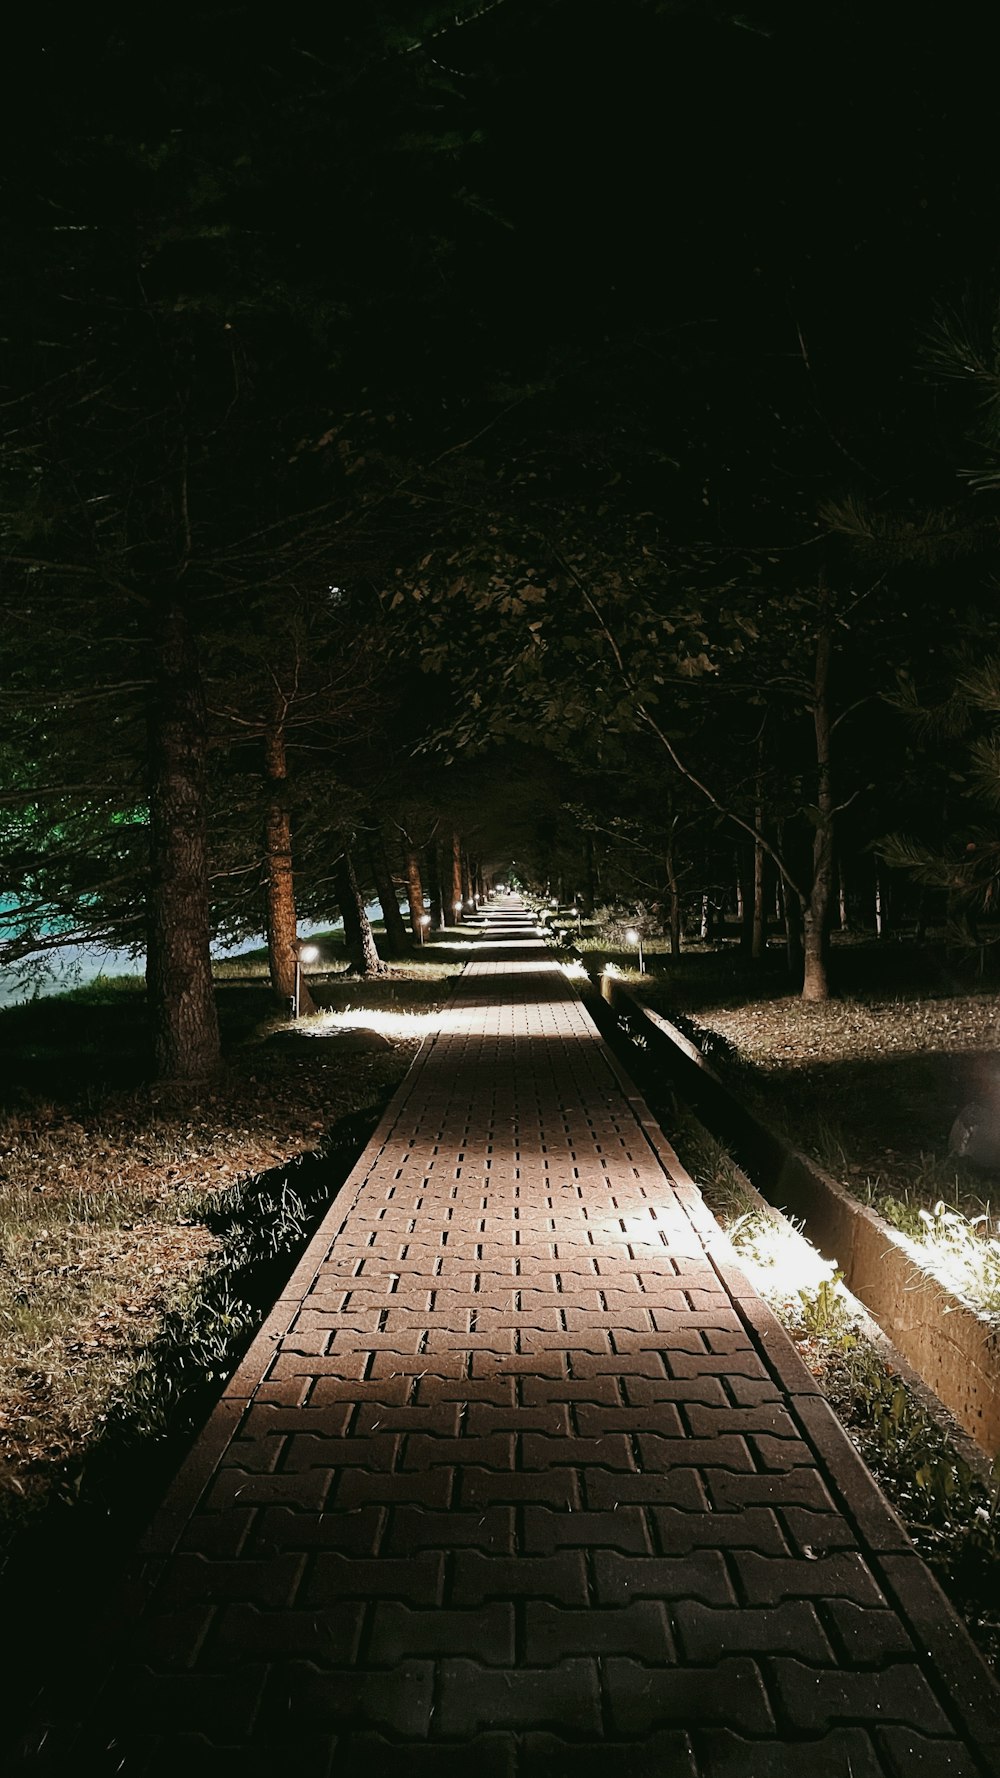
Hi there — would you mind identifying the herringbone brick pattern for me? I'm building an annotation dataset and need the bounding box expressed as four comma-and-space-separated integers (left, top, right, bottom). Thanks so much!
23, 903, 1000, 1775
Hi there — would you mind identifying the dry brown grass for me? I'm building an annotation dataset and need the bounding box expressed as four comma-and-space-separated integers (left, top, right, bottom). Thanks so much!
0, 966, 459, 1536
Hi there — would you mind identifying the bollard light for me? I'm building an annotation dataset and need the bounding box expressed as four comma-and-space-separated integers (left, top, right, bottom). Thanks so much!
625, 926, 644, 973
292, 942, 320, 1019
418, 913, 432, 945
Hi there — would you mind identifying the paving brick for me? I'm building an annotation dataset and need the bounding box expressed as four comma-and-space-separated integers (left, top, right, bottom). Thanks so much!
523, 1504, 651, 1555
605, 1656, 774, 1734
521, 1732, 697, 1777
521, 1431, 635, 1470
622, 1376, 729, 1407
707, 1470, 837, 1512
566, 1351, 673, 1378
683, 1403, 801, 1440
205, 1599, 364, 1665
749, 1433, 816, 1469
769, 1656, 953, 1734
204, 1467, 333, 1512
675, 1600, 833, 1662
637, 1433, 755, 1472
698, 1729, 884, 1777
777, 1505, 857, 1557
437, 1657, 602, 1735
668, 1351, 770, 1379
399, 1431, 517, 1470
301, 1552, 445, 1606
177, 1509, 255, 1558
735, 1551, 885, 1607
257, 1659, 434, 1737
385, 1505, 515, 1554
415, 1376, 517, 1406
653, 1505, 788, 1556
525, 1599, 673, 1663
466, 1401, 571, 1434
368, 1600, 515, 1664
875, 1728, 983, 1776
521, 1376, 622, 1405
250, 1505, 383, 1555
460, 1466, 582, 1509
336, 1732, 517, 1778
353, 1401, 463, 1436
155, 1551, 304, 1610
241, 1400, 354, 1437
726, 1375, 784, 1406
820, 1598, 915, 1663
333, 1468, 453, 1508
584, 1467, 708, 1511
594, 1550, 736, 1607
452, 1550, 590, 1605
574, 1403, 685, 1437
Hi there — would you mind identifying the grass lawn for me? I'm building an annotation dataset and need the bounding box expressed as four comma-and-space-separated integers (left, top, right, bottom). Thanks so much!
0, 936, 463, 1564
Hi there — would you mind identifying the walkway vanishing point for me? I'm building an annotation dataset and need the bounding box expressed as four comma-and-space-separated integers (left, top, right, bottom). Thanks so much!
21, 900, 1000, 1776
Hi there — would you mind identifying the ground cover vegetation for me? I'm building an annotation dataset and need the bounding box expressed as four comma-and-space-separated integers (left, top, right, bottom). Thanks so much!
0, 945, 459, 1555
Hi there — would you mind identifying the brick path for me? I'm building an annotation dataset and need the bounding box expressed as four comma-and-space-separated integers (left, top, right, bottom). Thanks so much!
26, 901, 1000, 1774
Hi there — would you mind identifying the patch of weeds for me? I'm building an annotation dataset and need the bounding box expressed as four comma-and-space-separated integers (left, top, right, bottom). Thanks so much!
797, 1272, 854, 1342
876, 1193, 927, 1238
824, 1342, 1000, 1665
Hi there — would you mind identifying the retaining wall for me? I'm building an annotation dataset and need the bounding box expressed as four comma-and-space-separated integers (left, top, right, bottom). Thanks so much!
595, 972, 1000, 1459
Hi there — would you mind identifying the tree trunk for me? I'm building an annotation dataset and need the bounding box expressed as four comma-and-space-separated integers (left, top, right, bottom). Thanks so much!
664, 847, 682, 957
335, 844, 388, 975
462, 849, 474, 911
738, 848, 755, 954
782, 881, 804, 983
451, 830, 464, 924
366, 816, 409, 958
802, 589, 834, 1002
699, 893, 713, 942
751, 814, 766, 961
263, 718, 315, 1015
584, 832, 597, 916
426, 840, 444, 930
145, 600, 221, 1079
404, 847, 425, 938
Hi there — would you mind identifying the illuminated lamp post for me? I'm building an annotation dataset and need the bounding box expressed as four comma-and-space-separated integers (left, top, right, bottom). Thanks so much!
293, 942, 319, 1019
418, 913, 431, 945
625, 927, 644, 973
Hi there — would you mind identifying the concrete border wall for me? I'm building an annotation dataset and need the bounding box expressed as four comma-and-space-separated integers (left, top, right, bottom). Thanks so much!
596, 973, 1000, 1458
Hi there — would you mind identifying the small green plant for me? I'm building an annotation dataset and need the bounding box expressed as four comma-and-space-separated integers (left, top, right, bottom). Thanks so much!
797, 1271, 853, 1341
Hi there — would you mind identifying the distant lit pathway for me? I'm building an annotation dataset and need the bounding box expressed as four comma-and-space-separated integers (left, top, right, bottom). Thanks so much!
28, 901, 1000, 1774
